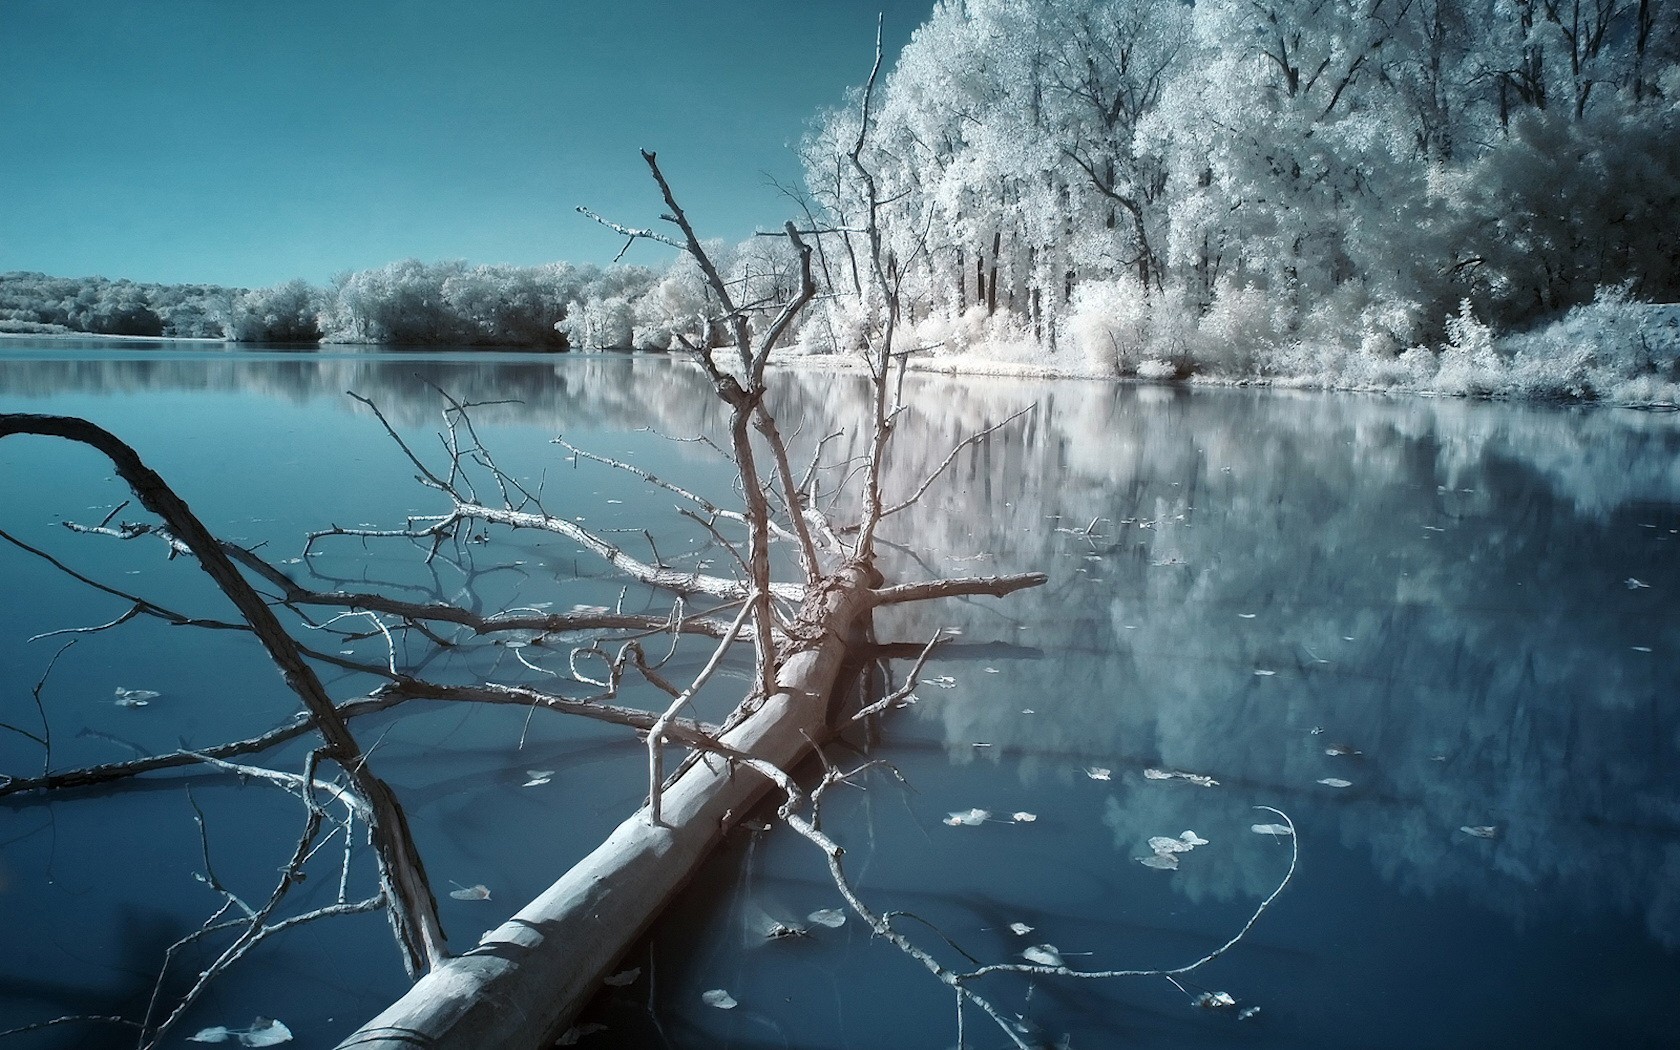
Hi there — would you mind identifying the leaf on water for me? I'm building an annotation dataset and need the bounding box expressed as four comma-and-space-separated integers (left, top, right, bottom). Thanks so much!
557, 1023, 609, 1045
522, 771, 555, 787
1239, 1006, 1262, 1021
239, 1019, 293, 1047
1021, 944, 1064, 967
602, 967, 641, 987
1012, 812, 1037, 823
1008, 922, 1034, 936
702, 989, 737, 1010
449, 883, 491, 901
984, 667, 1000, 674
930, 675, 958, 688
1145, 768, 1221, 787
1251, 823, 1294, 836
1149, 836, 1197, 855
1253, 669, 1277, 677
943, 808, 990, 826
807, 908, 847, 928
1194, 991, 1238, 1010
1022, 708, 1036, 714
1085, 766, 1112, 781
1324, 743, 1363, 756
1137, 853, 1179, 870
1317, 778, 1353, 788
189, 1029, 232, 1044
1238, 613, 1257, 619
1626, 577, 1651, 589
1143, 768, 1173, 780
1179, 830, 1209, 846
114, 687, 160, 707
1631, 646, 1653, 653
1459, 825, 1499, 839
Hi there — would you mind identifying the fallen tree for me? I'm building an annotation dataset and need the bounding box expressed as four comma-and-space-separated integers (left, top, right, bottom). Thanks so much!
0, 136, 1047, 1047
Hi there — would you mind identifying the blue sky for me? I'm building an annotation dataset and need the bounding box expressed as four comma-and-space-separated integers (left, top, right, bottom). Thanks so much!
0, 1, 928, 288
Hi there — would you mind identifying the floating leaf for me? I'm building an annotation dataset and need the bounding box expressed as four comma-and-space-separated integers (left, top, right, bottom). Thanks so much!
1137, 853, 1179, 870
1626, 577, 1651, 589
240, 1019, 293, 1047
557, 1023, 608, 1045
1239, 1006, 1262, 1021
930, 675, 958, 688
602, 967, 641, 987
1253, 669, 1277, 677
1194, 991, 1238, 1010
114, 687, 159, 707
1317, 777, 1353, 788
1149, 836, 1196, 855
449, 883, 491, 901
1459, 825, 1499, 839
1238, 612, 1257, 619
1179, 830, 1208, 847
807, 908, 847, 928
702, 989, 737, 1010
1008, 922, 1034, 936
1631, 646, 1653, 653
1021, 944, 1064, 967
1011, 812, 1038, 823
943, 808, 990, 826
1251, 823, 1293, 837
1324, 743, 1363, 756
522, 770, 554, 787
1085, 766, 1112, 781
1143, 768, 1220, 787
189, 1029, 232, 1044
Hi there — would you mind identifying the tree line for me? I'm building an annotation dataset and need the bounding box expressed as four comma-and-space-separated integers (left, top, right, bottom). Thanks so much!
5, 0, 1676, 393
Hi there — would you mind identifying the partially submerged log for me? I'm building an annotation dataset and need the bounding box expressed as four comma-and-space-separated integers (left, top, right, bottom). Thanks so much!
339, 563, 874, 1048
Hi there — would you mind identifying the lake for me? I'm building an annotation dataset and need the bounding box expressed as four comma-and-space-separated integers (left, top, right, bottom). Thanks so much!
2, 341, 1677, 1049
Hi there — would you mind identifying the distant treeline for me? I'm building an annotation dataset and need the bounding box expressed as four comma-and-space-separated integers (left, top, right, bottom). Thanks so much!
1, 243, 800, 351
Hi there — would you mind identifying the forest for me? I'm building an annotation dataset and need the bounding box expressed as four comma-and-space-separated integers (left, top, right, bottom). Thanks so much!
4, 0, 1678, 400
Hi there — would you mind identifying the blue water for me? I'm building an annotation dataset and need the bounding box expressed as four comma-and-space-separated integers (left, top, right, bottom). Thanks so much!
2, 343, 1677, 1048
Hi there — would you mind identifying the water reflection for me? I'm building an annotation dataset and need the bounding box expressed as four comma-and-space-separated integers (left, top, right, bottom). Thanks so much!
4, 345, 1679, 1046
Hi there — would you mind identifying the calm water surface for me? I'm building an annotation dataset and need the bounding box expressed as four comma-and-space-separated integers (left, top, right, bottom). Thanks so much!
1, 342, 1677, 1049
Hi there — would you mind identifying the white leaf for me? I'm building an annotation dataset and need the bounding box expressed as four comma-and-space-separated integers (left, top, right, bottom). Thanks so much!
1626, 577, 1651, 589
1149, 836, 1196, 855
1008, 922, 1034, 936
602, 967, 641, 987
522, 771, 554, 787
1021, 944, 1064, 967
239, 1019, 293, 1047
449, 883, 491, 900
1194, 991, 1237, 1009
189, 1028, 232, 1044
807, 908, 847, 928
1179, 830, 1209, 847
702, 989, 737, 1010
1011, 812, 1037, 823
1317, 778, 1353, 788
1459, 825, 1499, 839
943, 808, 990, 826
1137, 853, 1179, 870
1142, 768, 1173, 780
1085, 766, 1112, 781
1239, 1006, 1262, 1021
1251, 823, 1293, 836
1238, 613, 1257, 619
1253, 669, 1277, 677
1631, 645, 1653, 652
930, 675, 958, 688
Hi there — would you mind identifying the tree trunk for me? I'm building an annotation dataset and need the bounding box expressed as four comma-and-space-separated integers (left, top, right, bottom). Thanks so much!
337, 563, 882, 1050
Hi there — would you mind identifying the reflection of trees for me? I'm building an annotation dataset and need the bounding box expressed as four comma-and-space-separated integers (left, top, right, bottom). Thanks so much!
773, 375, 1680, 948
7, 351, 1679, 948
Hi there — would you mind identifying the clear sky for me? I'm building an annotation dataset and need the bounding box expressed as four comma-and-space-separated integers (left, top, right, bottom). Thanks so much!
0, 0, 929, 288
